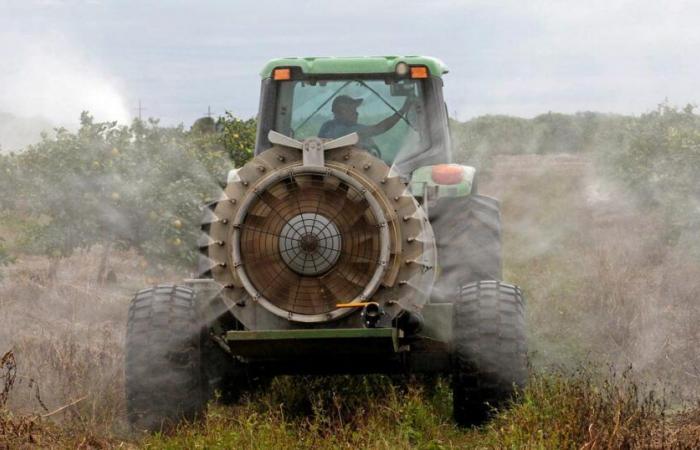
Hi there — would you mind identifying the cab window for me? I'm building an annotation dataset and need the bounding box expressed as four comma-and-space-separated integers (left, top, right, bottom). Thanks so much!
274, 78, 431, 165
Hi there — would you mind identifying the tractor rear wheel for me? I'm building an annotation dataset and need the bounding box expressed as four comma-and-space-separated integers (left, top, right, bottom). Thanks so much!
451, 281, 527, 426
430, 195, 502, 301
125, 285, 206, 431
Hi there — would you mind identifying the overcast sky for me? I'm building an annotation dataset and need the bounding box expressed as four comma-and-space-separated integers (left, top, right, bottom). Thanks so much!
1, 0, 699, 126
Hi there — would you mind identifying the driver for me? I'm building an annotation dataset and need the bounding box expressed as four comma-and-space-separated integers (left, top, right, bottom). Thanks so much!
318, 95, 413, 153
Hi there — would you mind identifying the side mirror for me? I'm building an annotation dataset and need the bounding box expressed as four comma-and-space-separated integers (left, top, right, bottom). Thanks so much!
390, 81, 416, 97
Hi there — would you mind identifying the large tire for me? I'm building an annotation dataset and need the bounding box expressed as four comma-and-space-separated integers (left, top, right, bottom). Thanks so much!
452, 281, 527, 426
430, 195, 502, 301
125, 285, 206, 432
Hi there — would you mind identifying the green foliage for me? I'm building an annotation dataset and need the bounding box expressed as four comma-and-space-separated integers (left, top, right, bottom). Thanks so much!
8, 112, 256, 267
598, 104, 700, 249
451, 112, 630, 168
449, 103, 699, 254
219, 113, 256, 166
0, 152, 19, 211
143, 377, 463, 449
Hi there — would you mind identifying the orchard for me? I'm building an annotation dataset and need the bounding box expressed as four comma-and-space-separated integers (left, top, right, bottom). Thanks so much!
0, 112, 256, 278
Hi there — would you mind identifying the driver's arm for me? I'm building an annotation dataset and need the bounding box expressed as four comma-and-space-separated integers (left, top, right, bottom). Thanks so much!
359, 97, 413, 138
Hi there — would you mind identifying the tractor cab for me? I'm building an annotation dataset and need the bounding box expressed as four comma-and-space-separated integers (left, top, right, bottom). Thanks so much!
254, 56, 452, 174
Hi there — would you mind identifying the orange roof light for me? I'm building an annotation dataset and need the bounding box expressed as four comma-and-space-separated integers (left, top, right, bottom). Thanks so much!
431, 164, 464, 185
273, 68, 291, 80
410, 66, 429, 79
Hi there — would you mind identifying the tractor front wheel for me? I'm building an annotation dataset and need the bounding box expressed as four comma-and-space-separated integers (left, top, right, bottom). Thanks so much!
451, 281, 527, 426
125, 285, 207, 432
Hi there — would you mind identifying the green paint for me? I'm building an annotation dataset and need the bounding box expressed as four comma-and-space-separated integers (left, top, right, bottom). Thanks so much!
410, 164, 476, 198
260, 56, 449, 79
226, 328, 395, 341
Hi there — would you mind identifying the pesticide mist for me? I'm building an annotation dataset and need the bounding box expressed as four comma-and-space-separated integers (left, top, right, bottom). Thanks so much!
0, 32, 130, 152
2, 103, 700, 447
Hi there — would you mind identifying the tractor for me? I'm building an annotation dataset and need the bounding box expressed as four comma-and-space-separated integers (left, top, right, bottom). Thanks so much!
124, 56, 527, 431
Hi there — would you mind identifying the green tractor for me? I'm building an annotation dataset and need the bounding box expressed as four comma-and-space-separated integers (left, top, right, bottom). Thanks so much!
125, 56, 527, 431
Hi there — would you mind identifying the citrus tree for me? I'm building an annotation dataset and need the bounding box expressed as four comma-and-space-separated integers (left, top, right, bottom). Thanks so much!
13, 112, 256, 276
598, 104, 700, 249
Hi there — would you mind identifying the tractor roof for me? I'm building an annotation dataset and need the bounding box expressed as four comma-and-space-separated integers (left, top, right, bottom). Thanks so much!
260, 56, 449, 79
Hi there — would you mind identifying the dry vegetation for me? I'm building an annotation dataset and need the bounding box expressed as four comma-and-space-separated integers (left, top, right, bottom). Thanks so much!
2, 153, 700, 448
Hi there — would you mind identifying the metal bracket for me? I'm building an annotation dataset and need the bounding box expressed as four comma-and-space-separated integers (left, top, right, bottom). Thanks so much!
267, 130, 303, 149
302, 137, 325, 166
268, 130, 359, 167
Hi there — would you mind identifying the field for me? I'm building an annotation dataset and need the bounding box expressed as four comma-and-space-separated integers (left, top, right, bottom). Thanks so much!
2, 149, 700, 449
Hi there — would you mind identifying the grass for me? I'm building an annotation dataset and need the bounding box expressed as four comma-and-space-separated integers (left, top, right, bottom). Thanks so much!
135, 370, 685, 449
3, 369, 698, 448
2, 153, 700, 448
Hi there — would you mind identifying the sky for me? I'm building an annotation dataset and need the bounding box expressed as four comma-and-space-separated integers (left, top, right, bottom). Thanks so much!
1, 0, 699, 127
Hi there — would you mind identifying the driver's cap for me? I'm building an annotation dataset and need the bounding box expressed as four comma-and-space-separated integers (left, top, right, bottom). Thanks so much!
332, 95, 363, 112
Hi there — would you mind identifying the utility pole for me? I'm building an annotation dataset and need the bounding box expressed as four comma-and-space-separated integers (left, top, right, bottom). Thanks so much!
205, 105, 213, 118
136, 99, 147, 120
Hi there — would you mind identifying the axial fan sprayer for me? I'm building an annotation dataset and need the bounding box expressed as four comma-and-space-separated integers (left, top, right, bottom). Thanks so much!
205, 131, 436, 327
125, 57, 526, 432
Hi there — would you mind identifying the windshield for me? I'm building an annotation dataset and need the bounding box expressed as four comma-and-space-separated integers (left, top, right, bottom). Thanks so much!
274, 78, 430, 165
